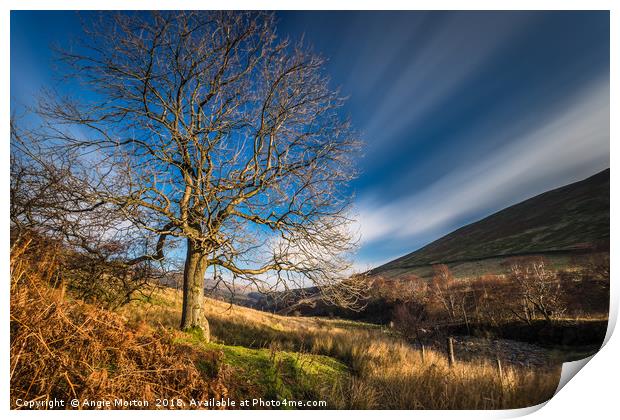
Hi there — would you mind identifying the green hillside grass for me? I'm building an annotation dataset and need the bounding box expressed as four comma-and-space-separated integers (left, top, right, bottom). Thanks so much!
373, 169, 609, 276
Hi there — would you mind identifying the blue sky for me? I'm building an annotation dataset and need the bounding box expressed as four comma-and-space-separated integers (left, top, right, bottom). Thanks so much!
11, 11, 610, 270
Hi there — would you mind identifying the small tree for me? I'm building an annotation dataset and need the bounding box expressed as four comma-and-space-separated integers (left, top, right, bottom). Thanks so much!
506, 257, 565, 324
11, 119, 163, 307
391, 278, 429, 344
32, 11, 363, 335
468, 274, 510, 325
583, 253, 610, 282
430, 264, 462, 322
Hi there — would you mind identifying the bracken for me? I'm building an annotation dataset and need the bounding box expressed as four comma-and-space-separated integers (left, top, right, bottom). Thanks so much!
10, 235, 228, 410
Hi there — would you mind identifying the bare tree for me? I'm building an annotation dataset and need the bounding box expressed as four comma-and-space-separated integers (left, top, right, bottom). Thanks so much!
430, 264, 462, 322
33, 11, 362, 335
11, 119, 171, 308
468, 274, 511, 325
390, 278, 429, 344
506, 257, 565, 324
582, 253, 610, 282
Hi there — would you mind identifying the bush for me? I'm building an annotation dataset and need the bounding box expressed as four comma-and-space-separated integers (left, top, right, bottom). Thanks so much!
10, 237, 228, 409
11, 230, 159, 310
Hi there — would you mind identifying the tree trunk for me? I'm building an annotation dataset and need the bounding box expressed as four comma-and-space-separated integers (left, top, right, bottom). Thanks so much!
180, 238, 210, 341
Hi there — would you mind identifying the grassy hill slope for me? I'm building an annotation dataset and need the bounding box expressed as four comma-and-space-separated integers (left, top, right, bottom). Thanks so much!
372, 169, 609, 276
11, 235, 561, 409
119, 288, 561, 409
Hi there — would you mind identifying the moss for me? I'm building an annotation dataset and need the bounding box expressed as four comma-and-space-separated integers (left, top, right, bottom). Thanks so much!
210, 342, 347, 402
184, 326, 208, 343
129, 292, 169, 307
174, 327, 348, 407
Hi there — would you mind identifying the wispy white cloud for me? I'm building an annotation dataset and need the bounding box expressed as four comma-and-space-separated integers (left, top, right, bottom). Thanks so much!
355, 76, 609, 253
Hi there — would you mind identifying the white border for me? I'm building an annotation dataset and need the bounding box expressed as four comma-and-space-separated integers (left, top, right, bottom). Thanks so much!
2, 1, 617, 419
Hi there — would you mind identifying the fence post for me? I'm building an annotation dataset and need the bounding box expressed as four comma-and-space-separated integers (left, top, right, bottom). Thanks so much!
497, 355, 504, 407
421, 344, 426, 362
496, 356, 503, 381
447, 337, 455, 367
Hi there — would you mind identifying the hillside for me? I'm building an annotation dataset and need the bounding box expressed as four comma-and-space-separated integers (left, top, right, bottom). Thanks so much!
372, 169, 609, 277
10, 237, 561, 409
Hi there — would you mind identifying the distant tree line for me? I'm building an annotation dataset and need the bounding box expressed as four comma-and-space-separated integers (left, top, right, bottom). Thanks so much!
377, 256, 609, 341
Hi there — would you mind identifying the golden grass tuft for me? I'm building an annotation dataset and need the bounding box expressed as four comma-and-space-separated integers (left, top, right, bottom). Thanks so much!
10, 237, 228, 410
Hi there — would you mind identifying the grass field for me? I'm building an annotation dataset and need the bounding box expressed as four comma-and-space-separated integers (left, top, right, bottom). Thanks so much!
11, 239, 562, 410
117, 287, 562, 409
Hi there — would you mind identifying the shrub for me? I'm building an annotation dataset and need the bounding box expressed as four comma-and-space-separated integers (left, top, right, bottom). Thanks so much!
10, 237, 228, 409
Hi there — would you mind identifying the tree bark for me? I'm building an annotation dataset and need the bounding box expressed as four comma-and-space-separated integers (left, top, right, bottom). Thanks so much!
180, 238, 210, 341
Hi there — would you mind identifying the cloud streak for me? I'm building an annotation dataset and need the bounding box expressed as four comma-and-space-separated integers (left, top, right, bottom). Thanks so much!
355, 76, 609, 258
360, 12, 535, 154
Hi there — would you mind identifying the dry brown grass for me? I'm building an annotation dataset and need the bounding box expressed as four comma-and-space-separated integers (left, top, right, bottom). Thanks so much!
331, 338, 559, 409
10, 237, 229, 410
124, 288, 562, 409
11, 234, 562, 410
